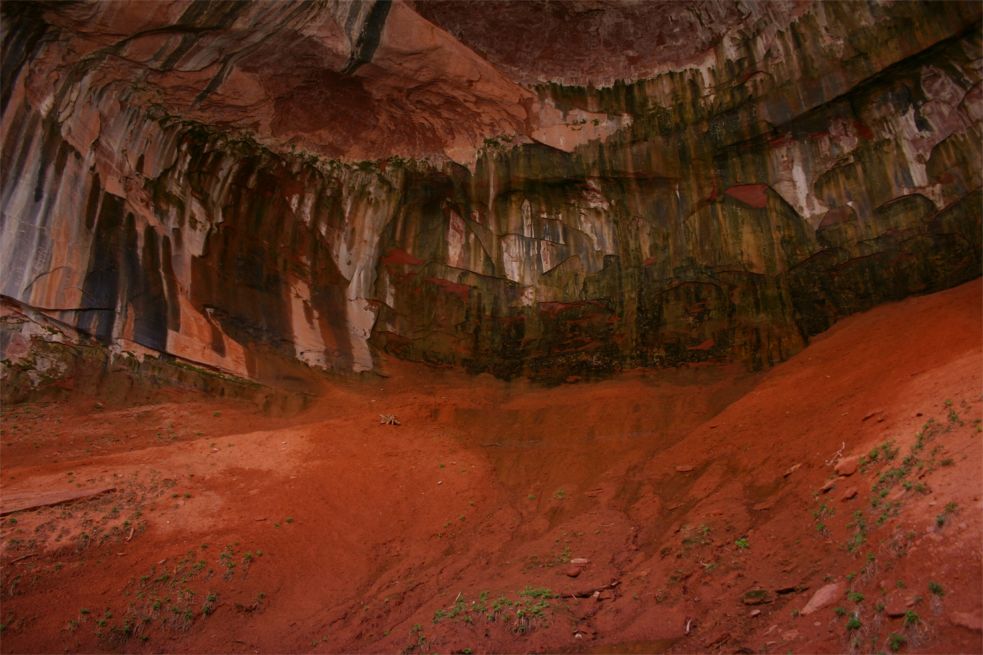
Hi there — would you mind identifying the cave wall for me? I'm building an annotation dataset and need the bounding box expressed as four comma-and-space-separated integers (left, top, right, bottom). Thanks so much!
1, 1, 980, 384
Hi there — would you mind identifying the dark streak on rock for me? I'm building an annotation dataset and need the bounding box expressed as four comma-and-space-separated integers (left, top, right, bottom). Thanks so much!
342, 0, 392, 76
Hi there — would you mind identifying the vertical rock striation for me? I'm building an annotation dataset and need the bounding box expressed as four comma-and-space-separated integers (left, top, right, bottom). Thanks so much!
1, 1, 980, 383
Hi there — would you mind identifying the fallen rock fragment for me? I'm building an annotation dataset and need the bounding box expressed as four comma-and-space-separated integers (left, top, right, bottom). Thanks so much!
834, 456, 860, 476
950, 610, 982, 632
675, 465, 695, 473
840, 487, 858, 501
884, 591, 914, 617
743, 589, 771, 605
801, 582, 844, 615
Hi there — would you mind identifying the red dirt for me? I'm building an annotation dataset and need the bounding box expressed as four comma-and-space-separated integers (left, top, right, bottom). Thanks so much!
1, 280, 980, 654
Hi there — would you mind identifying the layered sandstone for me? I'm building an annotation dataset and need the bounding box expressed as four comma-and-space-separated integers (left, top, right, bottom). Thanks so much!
1, 0, 980, 384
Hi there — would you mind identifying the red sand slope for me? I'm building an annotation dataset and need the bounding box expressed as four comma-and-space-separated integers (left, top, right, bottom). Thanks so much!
1, 279, 980, 654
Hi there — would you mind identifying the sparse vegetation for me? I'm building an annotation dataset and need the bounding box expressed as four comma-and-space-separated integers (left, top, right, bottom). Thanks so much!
682, 523, 712, 547
432, 587, 556, 634
201, 592, 217, 615
813, 503, 834, 536
944, 400, 961, 424
846, 510, 867, 552
935, 502, 957, 528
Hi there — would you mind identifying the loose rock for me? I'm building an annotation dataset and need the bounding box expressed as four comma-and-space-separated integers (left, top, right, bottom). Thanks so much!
743, 589, 771, 605
801, 583, 844, 615
834, 456, 860, 476
950, 610, 983, 632
884, 591, 913, 617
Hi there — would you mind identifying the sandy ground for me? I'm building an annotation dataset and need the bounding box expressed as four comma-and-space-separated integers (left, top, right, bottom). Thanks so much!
0, 280, 980, 654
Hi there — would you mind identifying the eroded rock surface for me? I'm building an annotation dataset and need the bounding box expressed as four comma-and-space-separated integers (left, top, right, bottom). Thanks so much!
1, 1, 980, 383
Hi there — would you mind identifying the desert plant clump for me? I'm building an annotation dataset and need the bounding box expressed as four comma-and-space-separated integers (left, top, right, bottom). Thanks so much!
813, 502, 834, 536
846, 510, 867, 552
431, 587, 557, 634
935, 502, 958, 529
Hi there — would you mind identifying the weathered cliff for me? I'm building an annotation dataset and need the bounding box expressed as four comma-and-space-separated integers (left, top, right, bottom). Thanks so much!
1, 0, 980, 385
